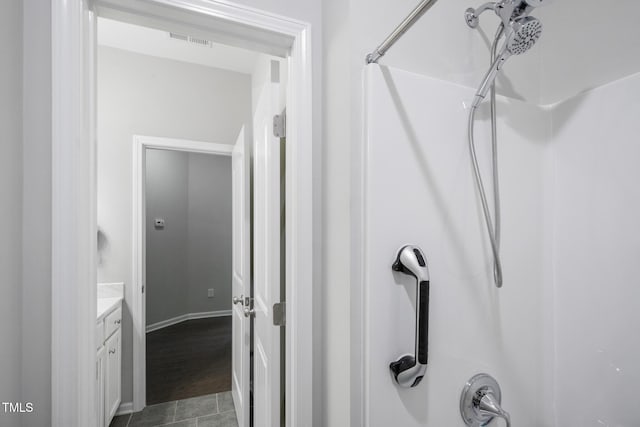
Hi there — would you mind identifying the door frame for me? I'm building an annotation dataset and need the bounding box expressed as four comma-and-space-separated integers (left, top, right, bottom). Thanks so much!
132, 136, 234, 411
51, 1, 316, 426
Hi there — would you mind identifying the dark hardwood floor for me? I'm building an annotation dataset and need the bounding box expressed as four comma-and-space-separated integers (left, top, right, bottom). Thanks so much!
146, 317, 232, 405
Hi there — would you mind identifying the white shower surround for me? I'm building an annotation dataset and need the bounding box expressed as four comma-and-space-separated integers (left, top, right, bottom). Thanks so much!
551, 73, 640, 426
362, 64, 640, 426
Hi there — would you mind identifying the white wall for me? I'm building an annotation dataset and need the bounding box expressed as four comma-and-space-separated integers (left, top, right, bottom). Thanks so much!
350, 0, 545, 102
362, 65, 550, 426
0, 2, 23, 426
355, 5, 640, 423
344, 0, 640, 106
341, 0, 549, 421
97, 45, 251, 404
340, 0, 640, 424
321, 1, 352, 424
538, 0, 640, 104
551, 73, 640, 426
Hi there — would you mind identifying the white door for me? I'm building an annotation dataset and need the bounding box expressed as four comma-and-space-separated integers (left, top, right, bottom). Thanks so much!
253, 59, 284, 427
232, 127, 250, 427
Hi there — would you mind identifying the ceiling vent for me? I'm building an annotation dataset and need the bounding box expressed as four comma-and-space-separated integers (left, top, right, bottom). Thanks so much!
168, 32, 212, 47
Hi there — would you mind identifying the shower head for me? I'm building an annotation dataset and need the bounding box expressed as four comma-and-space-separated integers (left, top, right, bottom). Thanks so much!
471, 15, 542, 107
505, 16, 542, 55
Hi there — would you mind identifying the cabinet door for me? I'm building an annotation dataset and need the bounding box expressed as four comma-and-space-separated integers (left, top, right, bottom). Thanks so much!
96, 345, 106, 427
105, 327, 122, 424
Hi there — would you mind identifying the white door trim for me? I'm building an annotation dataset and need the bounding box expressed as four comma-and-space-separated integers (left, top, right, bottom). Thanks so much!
132, 135, 233, 412
135, 136, 235, 156
52, 1, 315, 426
51, 1, 97, 426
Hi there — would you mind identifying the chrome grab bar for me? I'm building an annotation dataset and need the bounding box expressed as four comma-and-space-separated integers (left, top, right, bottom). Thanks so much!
389, 245, 430, 388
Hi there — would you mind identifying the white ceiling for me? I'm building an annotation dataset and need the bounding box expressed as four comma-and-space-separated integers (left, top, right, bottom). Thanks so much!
97, 17, 259, 75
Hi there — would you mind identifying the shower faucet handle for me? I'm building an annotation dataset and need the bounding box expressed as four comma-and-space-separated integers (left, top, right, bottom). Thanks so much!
389, 245, 430, 388
460, 373, 511, 427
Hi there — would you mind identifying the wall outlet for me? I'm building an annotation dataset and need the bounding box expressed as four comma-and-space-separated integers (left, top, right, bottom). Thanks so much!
207, 288, 214, 298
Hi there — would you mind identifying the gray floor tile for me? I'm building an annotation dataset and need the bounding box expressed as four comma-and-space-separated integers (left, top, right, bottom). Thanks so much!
109, 414, 131, 427
129, 401, 176, 427
197, 411, 238, 427
216, 392, 234, 413
175, 394, 217, 422
158, 419, 197, 427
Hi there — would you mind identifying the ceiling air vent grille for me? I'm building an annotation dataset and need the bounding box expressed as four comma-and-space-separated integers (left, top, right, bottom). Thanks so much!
169, 32, 189, 41
188, 36, 211, 47
168, 32, 212, 47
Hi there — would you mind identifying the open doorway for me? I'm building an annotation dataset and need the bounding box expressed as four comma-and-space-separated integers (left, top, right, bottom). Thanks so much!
51, 1, 315, 425
96, 16, 286, 427
144, 148, 233, 406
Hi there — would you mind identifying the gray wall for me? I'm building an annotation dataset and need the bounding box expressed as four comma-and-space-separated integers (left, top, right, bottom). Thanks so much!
145, 149, 189, 325
98, 45, 251, 403
0, 1, 23, 426
145, 150, 232, 326
186, 153, 232, 314
22, 0, 52, 426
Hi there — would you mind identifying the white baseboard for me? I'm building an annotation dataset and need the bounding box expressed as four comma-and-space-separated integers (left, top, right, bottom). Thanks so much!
146, 310, 232, 333
116, 401, 133, 416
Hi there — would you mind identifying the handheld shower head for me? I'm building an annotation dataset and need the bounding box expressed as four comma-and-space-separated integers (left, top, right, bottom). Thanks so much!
471, 15, 542, 107
506, 15, 542, 55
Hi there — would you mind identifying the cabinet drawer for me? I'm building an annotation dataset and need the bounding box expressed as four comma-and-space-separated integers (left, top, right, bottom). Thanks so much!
96, 321, 104, 350
105, 306, 122, 338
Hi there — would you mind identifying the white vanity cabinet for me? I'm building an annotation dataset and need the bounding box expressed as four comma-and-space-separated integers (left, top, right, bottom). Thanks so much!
105, 327, 122, 420
96, 301, 122, 427
96, 345, 105, 427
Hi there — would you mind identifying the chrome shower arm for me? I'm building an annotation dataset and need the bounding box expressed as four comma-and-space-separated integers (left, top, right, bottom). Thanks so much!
366, 0, 439, 64
476, 1, 498, 14
467, 0, 542, 29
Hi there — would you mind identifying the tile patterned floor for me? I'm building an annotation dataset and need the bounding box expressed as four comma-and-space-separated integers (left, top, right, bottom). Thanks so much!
110, 391, 238, 427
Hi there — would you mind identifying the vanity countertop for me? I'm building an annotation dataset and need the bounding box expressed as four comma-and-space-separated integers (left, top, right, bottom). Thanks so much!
97, 297, 122, 321
97, 282, 124, 321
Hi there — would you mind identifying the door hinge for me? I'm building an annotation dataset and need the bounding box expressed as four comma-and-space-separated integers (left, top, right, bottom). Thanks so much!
142, 285, 145, 293
273, 114, 286, 138
273, 302, 286, 326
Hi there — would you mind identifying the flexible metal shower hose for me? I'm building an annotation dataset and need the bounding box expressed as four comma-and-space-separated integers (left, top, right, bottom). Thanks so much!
468, 25, 504, 288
